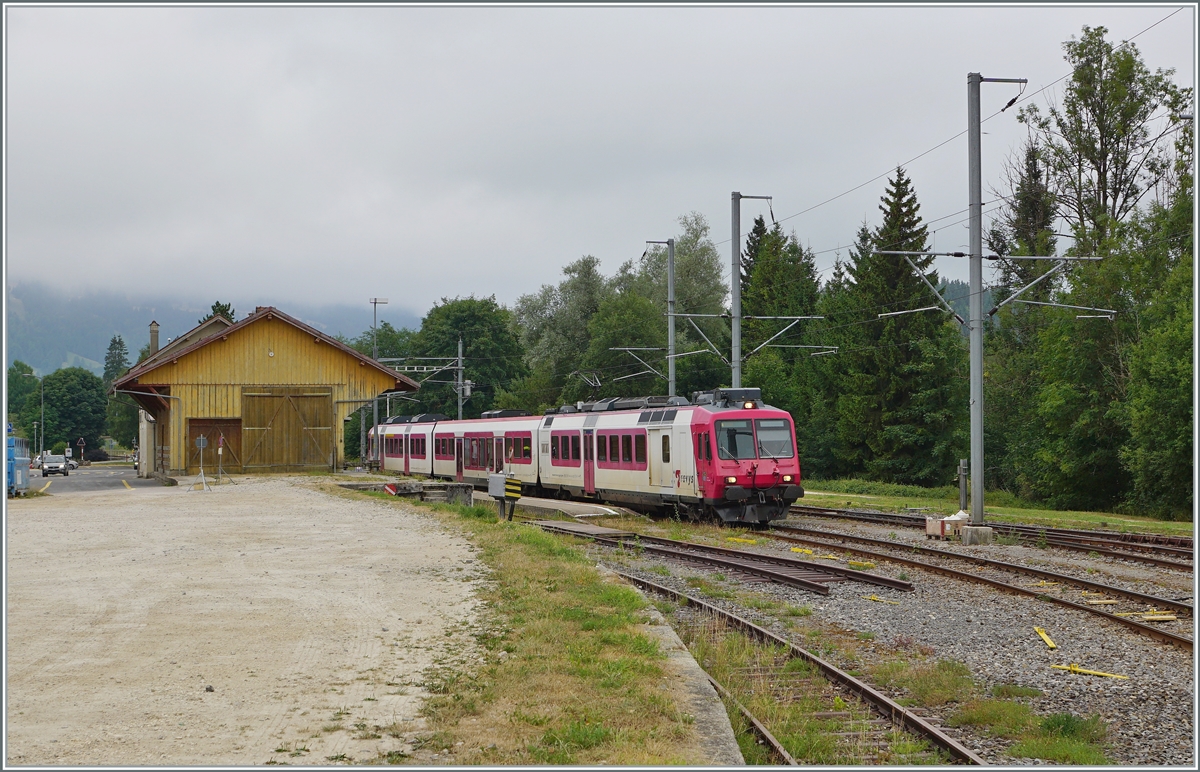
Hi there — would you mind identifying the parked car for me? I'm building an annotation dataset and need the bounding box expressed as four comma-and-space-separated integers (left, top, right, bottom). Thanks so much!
41, 454, 69, 477
67, 459, 79, 470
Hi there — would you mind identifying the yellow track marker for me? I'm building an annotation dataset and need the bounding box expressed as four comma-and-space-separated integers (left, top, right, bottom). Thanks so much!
790, 547, 813, 555
848, 560, 876, 570
1030, 580, 1058, 587
1081, 590, 1105, 596
863, 594, 900, 605
123, 480, 132, 489
1052, 663, 1128, 679
815, 554, 843, 561
1139, 615, 1178, 622
1033, 626, 1057, 649
1085, 599, 1119, 605
725, 537, 757, 544
39, 480, 51, 492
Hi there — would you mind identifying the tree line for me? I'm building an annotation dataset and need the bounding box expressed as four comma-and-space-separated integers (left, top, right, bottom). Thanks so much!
8, 28, 1187, 519
344, 27, 1190, 519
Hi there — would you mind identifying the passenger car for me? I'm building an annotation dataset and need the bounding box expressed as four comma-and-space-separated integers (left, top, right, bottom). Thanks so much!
41, 454, 69, 476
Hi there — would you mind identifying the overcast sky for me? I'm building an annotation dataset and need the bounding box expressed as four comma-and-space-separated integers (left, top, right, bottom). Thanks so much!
4, 3, 1194, 324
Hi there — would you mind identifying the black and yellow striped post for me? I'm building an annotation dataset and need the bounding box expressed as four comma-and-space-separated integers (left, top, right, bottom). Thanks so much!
504, 477, 521, 521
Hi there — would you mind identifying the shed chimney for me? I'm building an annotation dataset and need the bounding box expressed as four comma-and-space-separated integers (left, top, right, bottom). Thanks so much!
149, 321, 160, 355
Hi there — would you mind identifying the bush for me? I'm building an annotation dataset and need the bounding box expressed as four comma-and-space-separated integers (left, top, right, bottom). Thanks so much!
84, 448, 110, 462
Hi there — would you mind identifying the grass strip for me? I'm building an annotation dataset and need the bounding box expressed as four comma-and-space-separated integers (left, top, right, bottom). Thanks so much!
341, 491, 705, 765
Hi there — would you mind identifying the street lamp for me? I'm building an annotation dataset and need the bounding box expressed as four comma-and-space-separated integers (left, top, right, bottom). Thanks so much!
22, 373, 43, 459
369, 298, 388, 466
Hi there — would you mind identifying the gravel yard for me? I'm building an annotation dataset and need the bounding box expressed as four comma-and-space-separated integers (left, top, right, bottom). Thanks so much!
5, 476, 484, 766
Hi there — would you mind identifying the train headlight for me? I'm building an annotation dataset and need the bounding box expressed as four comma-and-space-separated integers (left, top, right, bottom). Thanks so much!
743, 401, 755, 409
725, 476, 738, 484
782, 474, 793, 483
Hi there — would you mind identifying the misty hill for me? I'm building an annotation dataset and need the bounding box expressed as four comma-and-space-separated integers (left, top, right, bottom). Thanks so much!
5, 282, 422, 376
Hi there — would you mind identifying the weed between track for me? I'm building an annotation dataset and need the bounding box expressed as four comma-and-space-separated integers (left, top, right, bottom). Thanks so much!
678, 613, 946, 765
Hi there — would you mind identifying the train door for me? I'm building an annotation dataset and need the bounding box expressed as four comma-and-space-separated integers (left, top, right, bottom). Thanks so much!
583, 430, 595, 495
495, 438, 504, 473
403, 431, 410, 475
694, 429, 713, 491
649, 429, 673, 491
455, 437, 464, 482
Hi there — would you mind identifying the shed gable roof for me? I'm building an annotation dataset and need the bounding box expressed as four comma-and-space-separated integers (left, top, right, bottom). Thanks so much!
112, 306, 418, 392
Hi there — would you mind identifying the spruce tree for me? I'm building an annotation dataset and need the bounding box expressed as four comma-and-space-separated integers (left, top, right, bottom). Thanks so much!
983, 142, 1058, 496
199, 301, 236, 324
740, 215, 770, 303
838, 168, 966, 485
102, 335, 130, 387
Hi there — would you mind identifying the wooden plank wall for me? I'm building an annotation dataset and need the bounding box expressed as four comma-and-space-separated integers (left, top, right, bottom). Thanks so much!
140, 316, 396, 473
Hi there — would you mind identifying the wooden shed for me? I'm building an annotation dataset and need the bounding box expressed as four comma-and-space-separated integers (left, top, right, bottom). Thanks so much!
112, 306, 417, 475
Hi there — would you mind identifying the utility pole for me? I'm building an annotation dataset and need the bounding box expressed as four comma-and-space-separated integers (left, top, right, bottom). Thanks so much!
879, 77, 1116, 533
457, 335, 464, 421
731, 192, 770, 388
369, 298, 387, 467
968, 73, 1024, 525
647, 239, 676, 395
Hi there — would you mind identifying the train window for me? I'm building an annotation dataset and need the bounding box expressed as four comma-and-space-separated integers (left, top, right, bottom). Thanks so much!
621, 435, 632, 463
650, 410, 663, 422
705, 433, 712, 461
597, 435, 607, 462
634, 435, 646, 464
716, 420, 756, 460
663, 409, 677, 422
522, 437, 532, 459
570, 435, 580, 461
609, 435, 619, 462
638, 412, 652, 424
662, 435, 670, 463
754, 420, 794, 458
695, 434, 702, 460
505, 438, 513, 458
551, 436, 560, 459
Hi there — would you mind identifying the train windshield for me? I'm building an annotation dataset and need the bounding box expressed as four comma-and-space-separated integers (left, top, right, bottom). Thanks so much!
715, 420, 756, 460
755, 419, 795, 459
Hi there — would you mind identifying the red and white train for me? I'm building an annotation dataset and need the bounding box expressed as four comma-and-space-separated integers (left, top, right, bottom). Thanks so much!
367, 387, 804, 524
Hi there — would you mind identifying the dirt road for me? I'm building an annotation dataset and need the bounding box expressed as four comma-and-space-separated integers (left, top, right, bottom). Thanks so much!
5, 476, 484, 765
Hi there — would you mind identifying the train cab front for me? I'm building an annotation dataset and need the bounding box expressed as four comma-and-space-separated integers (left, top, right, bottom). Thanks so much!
696, 390, 803, 525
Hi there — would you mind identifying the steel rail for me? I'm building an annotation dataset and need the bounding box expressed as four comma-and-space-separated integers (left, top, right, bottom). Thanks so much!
775, 525, 1194, 615
1018, 536, 1192, 571
704, 674, 797, 765
614, 571, 986, 765
590, 534, 833, 595
989, 526, 1194, 561
789, 505, 1194, 567
791, 504, 1194, 549
768, 529, 1193, 652
629, 533, 915, 591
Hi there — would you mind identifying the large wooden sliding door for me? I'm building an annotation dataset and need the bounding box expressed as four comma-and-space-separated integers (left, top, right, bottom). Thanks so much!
241, 387, 334, 472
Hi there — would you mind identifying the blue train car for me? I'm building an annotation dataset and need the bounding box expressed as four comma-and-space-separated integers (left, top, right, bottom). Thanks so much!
7, 433, 32, 497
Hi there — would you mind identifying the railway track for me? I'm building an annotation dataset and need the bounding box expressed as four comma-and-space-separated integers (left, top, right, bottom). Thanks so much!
534, 521, 912, 596
770, 524, 1193, 652
789, 505, 1194, 570
616, 571, 986, 765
